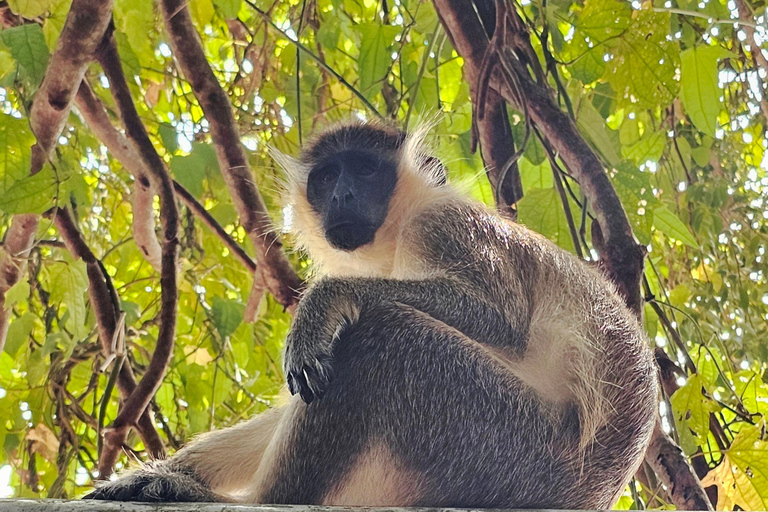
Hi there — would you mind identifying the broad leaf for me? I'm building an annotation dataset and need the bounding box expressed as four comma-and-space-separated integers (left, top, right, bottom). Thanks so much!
653, 206, 698, 248
0, 24, 49, 90
356, 24, 399, 95
680, 46, 730, 136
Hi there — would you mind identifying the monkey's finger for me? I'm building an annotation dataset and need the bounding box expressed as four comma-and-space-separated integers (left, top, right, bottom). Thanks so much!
303, 364, 328, 400
287, 372, 299, 396
290, 370, 315, 404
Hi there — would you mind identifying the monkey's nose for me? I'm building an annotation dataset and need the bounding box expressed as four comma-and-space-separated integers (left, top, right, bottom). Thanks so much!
331, 189, 354, 206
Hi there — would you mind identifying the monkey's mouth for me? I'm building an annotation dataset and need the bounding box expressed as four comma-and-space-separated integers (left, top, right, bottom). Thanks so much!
325, 222, 376, 251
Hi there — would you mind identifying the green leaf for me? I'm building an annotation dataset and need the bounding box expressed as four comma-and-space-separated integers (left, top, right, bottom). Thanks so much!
158, 123, 179, 154
680, 46, 729, 136
0, 46, 13, 82
171, 143, 219, 197
317, 17, 341, 49
605, 9, 679, 109
114, 31, 141, 78
734, 370, 768, 416
622, 129, 665, 164
7, 0, 55, 20
47, 259, 88, 339
511, 121, 546, 165
356, 24, 399, 94
118, 7, 155, 59
576, 99, 621, 165
5, 312, 35, 358
519, 159, 553, 190
561, 36, 606, 84
189, 0, 215, 28
576, 0, 631, 40
670, 374, 719, 442
214, 0, 241, 19
611, 163, 656, 244
211, 296, 244, 340
0, 24, 50, 90
517, 187, 575, 252
653, 206, 698, 248
3, 280, 29, 311
0, 113, 35, 188
0, 163, 65, 214
42, 0, 72, 51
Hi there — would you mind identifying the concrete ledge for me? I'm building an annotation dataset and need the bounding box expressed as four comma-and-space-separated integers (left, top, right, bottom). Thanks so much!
0, 500, 568, 512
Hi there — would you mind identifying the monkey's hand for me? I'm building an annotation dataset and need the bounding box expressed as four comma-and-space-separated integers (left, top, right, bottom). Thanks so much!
83, 463, 226, 503
284, 282, 357, 404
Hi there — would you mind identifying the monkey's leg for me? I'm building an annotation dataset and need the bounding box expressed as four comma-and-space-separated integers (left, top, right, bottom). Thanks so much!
85, 406, 284, 502
253, 303, 575, 507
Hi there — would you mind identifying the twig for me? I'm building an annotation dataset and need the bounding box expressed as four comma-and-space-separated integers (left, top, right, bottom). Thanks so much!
244, 0, 382, 117
172, 181, 257, 273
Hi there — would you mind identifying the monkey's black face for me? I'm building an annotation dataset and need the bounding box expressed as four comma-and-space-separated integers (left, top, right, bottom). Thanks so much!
306, 149, 398, 251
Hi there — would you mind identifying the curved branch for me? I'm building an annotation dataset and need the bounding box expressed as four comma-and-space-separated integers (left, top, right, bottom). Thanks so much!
160, 0, 304, 311
73, 81, 164, 272
74, 81, 257, 274
95, 29, 180, 478
0, 0, 114, 354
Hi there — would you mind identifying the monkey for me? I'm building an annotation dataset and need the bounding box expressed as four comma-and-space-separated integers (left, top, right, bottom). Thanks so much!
86, 120, 658, 508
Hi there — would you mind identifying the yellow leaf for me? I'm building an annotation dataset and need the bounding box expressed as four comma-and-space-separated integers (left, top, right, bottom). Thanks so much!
701, 424, 768, 510
26, 423, 59, 462
184, 345, 214, 365
691, 262, 710, 281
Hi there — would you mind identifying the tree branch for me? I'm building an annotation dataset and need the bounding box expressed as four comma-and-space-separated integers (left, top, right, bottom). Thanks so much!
51, 207, 165, 460
435, 0, 646, 314
74, 82, 164, 272
432, 1, 712, 509
94, 29, 180, 478
75, 81, 257, 276
0, 0, 114, 354
159, 0, 304, 311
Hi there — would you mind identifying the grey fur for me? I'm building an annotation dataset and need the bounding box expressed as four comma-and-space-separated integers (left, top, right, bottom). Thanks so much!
85, 123, 658, 509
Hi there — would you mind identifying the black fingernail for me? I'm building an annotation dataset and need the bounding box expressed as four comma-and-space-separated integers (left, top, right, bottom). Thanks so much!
287, 373, 298, 395
300, 388, 314, 404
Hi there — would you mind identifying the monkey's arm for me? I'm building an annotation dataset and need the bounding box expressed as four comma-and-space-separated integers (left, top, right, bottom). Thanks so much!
85, 407, 283, 502
285, 277, 527, 403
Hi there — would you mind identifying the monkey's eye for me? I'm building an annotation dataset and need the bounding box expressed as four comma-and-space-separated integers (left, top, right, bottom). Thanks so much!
356, 166, 376, 177
311, 165, 339, 185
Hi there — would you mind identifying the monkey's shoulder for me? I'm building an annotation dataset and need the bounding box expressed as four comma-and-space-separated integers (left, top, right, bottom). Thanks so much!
406, 199, 551, 266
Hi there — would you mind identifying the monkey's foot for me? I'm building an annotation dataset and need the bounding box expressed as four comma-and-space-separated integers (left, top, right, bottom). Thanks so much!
83, 467, 225, 503
284, 334, 334, 404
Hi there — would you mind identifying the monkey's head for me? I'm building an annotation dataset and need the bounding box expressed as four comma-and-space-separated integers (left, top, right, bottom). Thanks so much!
277, 120, 450, 276
301, 123, 405, 251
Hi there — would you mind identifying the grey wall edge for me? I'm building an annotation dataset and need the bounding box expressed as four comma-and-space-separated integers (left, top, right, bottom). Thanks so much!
0, 500, 580, 512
